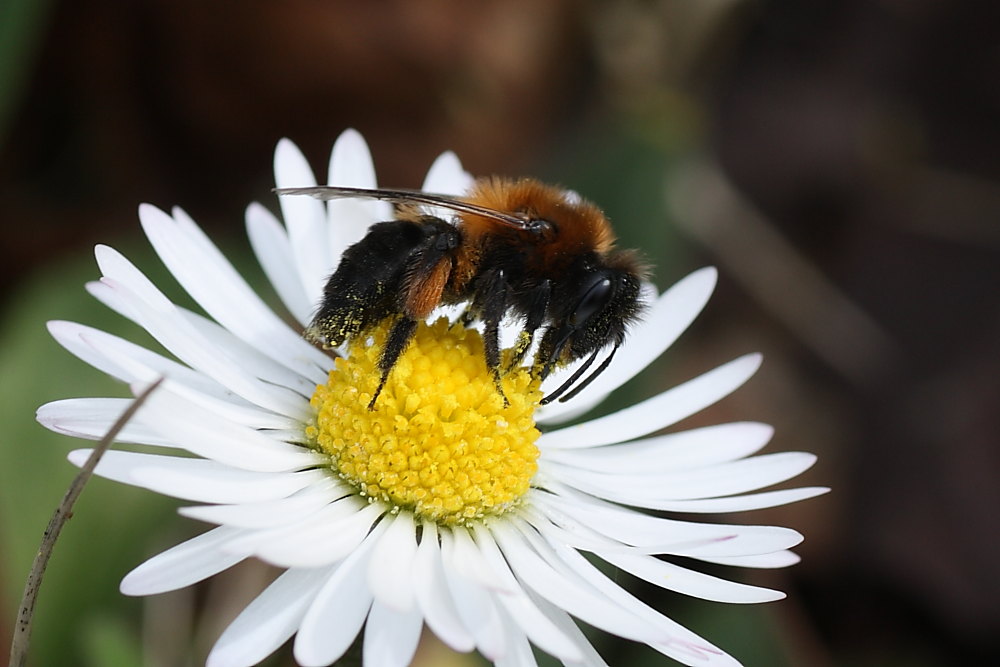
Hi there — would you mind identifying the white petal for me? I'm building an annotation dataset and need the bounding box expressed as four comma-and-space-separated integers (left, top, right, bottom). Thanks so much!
419, 150, 474, 219
534, 392, 610, 427
517, 505, 664, 557
440, 542, 507, 660
178, 310, 319, 397
368, 511, 418, 611
421, 151, 474, 196
219, 496, 366, 554
294, 524, 386, 667
179, 479, 346, 527
625, 487, 830, 513
541, 537, 740, 667
599, 551, 784, 603
649, 640, 742, 667
492, 523, 662, 645
412, 523, 476, 652
139, 204, 330, 384
550, 452, 819, 502
92, 256, 310, 419
536, 490, 803, 557
245, 202, 313, 326
207, 567, 331, 667
69, 449, 324, 504
443, 526, 511, 593
135, 384, 321, 472
74, 329, 299, 431
493, 605, 538, 667
328, 128, 379, 188
534, 360, 614, 428
39, 398, 170, 446
362, 599, 424, 667
524, 501, 764, 559
121, 526, 246, 595
523, 590, 610, 667
539, 354, 762, 449
61, 322, 229, 409
537, 268, 717, 422
247, 502, 386, 568
274, 138, 332, 310
326, 128, 391, 257
540, 422, 773, 473
48, 320, 223, 400
471, 523, 584, 663
94, 243, 172, 308
703, 550, 801, 569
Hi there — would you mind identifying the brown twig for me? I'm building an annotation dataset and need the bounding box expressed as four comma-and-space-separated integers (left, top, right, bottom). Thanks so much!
9, 378, 163, 667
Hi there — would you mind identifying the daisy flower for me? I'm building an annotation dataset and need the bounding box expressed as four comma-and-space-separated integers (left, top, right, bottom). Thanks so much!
37, 129, 826, 667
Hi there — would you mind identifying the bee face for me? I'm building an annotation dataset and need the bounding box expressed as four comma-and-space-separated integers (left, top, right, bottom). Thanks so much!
277, 178, 648, 408
536, 251, 645, 376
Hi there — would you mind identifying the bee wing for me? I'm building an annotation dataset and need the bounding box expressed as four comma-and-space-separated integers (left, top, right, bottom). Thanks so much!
275, 185, 531, 230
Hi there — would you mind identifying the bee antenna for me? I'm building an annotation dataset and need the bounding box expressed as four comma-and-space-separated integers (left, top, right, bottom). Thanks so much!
540, 347, 601, 405
555, 344, 619, 404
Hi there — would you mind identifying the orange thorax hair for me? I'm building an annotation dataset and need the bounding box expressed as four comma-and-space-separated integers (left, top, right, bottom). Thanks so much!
449, 178, 616, 291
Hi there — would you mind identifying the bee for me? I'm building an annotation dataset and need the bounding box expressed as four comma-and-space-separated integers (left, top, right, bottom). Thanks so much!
276, 178, 647, 409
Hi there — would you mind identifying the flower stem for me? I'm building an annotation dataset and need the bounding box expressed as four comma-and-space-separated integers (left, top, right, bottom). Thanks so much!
8, 378, 163, 667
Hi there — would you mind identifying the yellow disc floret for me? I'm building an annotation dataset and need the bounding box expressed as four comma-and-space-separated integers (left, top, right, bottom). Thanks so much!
308, 318, 542, 525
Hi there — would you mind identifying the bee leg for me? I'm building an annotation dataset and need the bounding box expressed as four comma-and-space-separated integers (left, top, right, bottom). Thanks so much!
366, 220, 457, 409
508, 279, 551, 371
534, 324, 571, 381
369, 316, 418, 410
479, 268, 510, 405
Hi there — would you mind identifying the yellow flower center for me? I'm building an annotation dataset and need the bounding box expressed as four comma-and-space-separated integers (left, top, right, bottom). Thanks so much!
308, 318, 542, 526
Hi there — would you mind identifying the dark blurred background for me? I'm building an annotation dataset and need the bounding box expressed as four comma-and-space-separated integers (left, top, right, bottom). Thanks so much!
2, 1, 998, 665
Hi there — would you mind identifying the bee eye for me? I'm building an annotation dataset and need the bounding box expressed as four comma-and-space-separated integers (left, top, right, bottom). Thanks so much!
570, 277, 613, 326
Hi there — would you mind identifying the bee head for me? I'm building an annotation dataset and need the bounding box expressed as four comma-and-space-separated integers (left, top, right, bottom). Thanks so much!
536, 250, 647, 398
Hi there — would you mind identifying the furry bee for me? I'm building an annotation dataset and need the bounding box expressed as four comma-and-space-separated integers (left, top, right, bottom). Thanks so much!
276, 178, 647, 408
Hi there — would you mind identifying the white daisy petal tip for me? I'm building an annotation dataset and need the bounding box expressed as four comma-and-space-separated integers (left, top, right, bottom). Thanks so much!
326, 128, 379, 192
422, 150, 474, 195
273, 138, 315, 188
274, 137, 302, 164
92, 243, 119, 266
118, 575, 142, 597
66, 448, 90, 468
244, 200, 266, 220
692, 264, 719, 290
651, 265, 717, 310
742, 351, 764, 374
334, 126, 365, 148
45, 320, 84, 346
753, 421, 776, 444
795, 451, 819, 472
719, 352, 764, 391
136, 202, 172, 229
